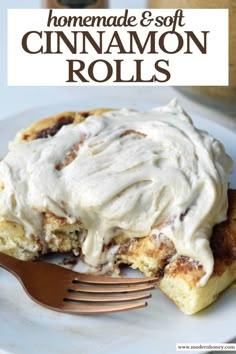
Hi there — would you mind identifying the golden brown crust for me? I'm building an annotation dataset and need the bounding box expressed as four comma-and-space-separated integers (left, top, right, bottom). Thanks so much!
0, 220, 42, 260
116, 233, 176, 278
211, 189, 236, 274
156, 190, 236, 314
162, 190, 236, 284
117, 190, 236, 282
43, 212, 82, 254
16, 109, 112, 143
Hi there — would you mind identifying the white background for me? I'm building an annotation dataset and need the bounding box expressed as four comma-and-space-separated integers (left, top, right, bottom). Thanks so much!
8, 9, 228, 86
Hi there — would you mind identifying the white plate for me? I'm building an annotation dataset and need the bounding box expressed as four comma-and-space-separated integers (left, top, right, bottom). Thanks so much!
0, 100, 235, 354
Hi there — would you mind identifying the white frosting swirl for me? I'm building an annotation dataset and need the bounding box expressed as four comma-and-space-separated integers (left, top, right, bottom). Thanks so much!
0, 101, 233, 285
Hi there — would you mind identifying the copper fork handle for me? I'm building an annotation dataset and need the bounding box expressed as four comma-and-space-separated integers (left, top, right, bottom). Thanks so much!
0, 252, 23, 277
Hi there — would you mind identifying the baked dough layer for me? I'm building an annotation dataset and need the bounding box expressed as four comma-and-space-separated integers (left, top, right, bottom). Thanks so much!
0, 109, 235, 315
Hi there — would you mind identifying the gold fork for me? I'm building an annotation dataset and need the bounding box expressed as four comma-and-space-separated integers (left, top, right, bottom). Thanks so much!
0, 252, 157, 314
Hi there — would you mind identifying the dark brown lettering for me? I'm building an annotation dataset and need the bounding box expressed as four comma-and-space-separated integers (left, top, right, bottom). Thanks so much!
113, 60, 135, 82
104, 31, 126, 54
154, 60, 171, 82
66, 60, 88, 82
159, 31, 184, 54
81, 31, 104, 54
184, 31, 209, 54
128, 31, 158, 54
22, 31, 43, 54
88, 60, 113, 82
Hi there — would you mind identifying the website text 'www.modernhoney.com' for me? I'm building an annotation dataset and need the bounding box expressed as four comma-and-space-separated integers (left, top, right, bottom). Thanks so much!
176, 343, 236, 352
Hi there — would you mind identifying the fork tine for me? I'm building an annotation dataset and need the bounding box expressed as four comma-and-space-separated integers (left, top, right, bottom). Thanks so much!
65, 292, 151, 303
60, 301, 147, 314
69, 283, 155, 294
74, 273, 158, 285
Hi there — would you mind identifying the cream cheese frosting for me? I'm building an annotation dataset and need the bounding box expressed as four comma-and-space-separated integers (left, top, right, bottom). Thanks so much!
0, 101, 233, 285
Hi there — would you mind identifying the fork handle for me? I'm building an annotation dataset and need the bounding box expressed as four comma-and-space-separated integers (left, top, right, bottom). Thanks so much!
0, 252, 23, 277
